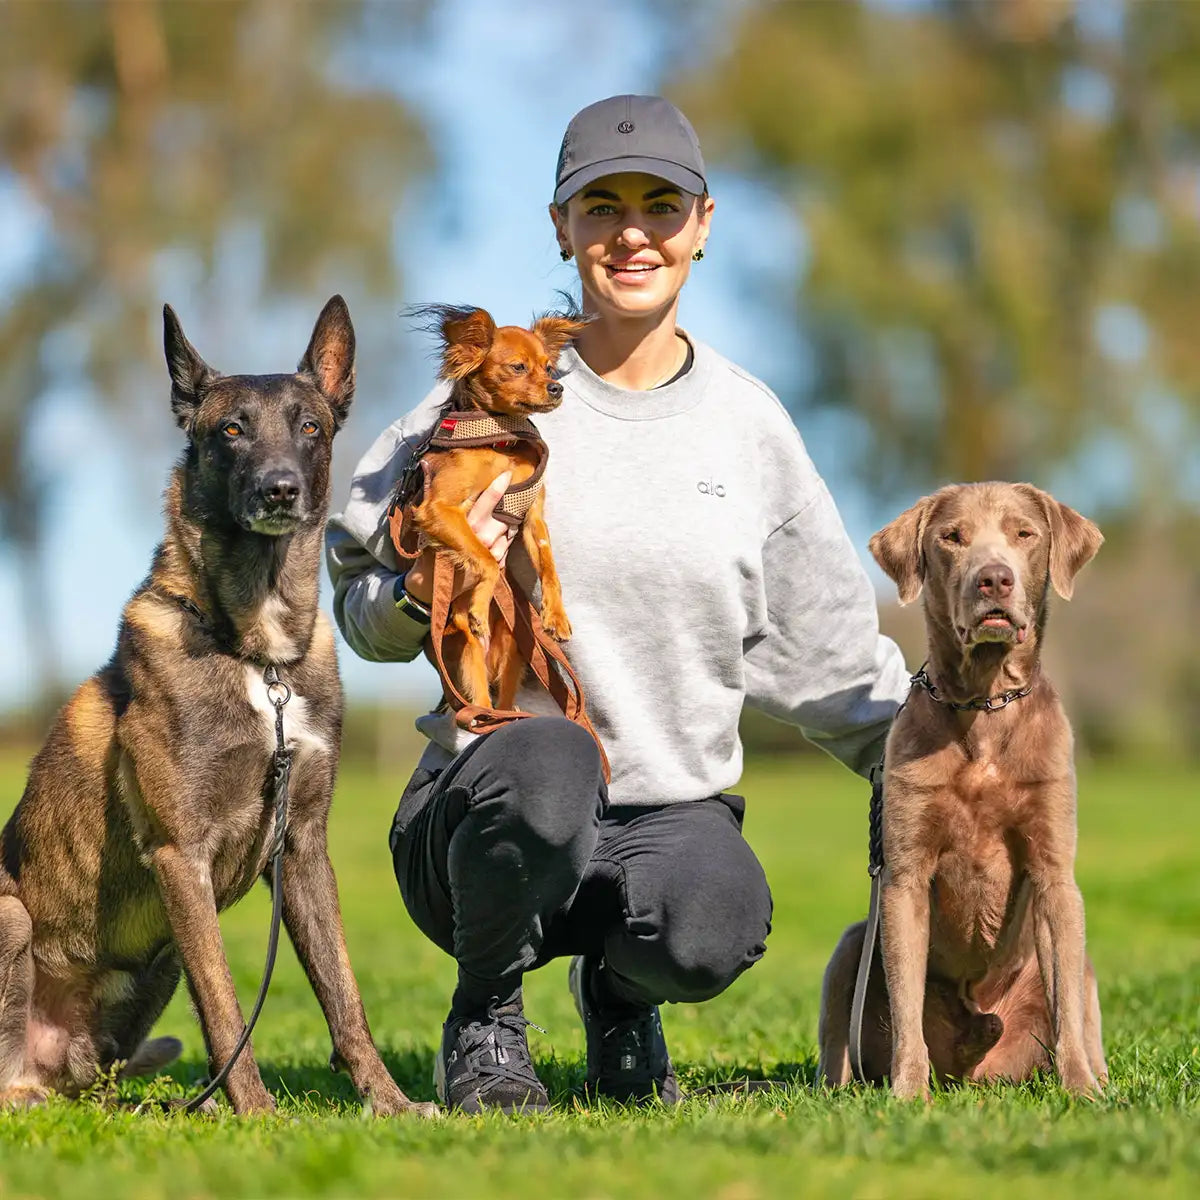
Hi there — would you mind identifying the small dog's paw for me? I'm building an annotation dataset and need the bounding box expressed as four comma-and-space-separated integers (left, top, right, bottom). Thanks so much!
0, 1085, 49, 1110
467, 611, 487, 639
541, 608, 572, 642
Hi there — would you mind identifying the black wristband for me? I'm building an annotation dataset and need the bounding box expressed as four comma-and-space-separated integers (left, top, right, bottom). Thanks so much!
393, 573, 432, 624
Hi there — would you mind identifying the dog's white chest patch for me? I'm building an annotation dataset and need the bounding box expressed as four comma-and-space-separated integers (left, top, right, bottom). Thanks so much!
243, 665, 329, 761
254, 594, 298, 663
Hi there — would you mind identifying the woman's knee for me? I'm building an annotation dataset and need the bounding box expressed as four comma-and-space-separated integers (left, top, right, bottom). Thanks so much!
468, 717, 604, 847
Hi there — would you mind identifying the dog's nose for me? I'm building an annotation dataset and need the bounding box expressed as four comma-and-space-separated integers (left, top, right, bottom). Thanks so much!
261, 470, 301, 506
546, 380, 563, 399
976, 562, 1015, 600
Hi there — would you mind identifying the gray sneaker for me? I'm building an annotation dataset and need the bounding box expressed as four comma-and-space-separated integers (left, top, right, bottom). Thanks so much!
434, 998, 550, 1114
569, 955, 680, 1104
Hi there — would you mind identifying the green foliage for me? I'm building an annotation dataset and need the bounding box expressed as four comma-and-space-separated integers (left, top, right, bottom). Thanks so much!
675, 1, 1200, 504
0, 750, 1195, 1198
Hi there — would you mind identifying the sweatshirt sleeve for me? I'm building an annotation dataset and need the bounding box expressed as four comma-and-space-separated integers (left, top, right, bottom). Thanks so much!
743, 479, 911, 777
324, 385, 450, 664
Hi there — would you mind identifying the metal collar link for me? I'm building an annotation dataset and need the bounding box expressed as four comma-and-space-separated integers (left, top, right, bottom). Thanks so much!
909, 665, 1034, 712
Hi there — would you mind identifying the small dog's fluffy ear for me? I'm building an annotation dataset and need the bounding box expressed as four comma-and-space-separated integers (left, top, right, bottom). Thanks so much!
300, 294, 356, 425
1015, 484, 1103, 599
532, 314, 589, 362
870, 496, 934, 604
163, 305, 216, 430
438, 307, 496, 379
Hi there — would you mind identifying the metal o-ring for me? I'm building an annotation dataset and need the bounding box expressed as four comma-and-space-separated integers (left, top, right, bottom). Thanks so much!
267, 681, 292, 708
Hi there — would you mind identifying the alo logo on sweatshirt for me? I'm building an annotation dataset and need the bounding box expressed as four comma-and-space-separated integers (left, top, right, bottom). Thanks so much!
697, 479, 726, 498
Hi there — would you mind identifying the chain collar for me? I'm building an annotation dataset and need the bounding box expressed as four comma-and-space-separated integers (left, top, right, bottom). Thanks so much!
909, 665, 1035, 712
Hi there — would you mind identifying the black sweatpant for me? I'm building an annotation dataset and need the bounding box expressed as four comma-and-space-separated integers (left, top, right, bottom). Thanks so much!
389, 716, 773, 1011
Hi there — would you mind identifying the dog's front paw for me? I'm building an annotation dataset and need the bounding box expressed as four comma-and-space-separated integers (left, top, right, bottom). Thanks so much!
364, 1077, 441, 1119
540, 606, 572, 642
890, 1056, 932, 1102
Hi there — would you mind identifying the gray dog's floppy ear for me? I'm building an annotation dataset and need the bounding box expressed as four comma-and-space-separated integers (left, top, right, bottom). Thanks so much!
1016, 484, 1103, 600
299, 294, 356, 426
870, 496, 934, 604
163, 304, 216, 429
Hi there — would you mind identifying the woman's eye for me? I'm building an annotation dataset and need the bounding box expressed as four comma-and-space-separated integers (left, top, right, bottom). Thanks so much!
648, 201, 679, 214
509, 362, 527, 375
223, 423, 243, 439
941, 529, 962, 545
301, 420, 319, 436
586, 204, 617, 217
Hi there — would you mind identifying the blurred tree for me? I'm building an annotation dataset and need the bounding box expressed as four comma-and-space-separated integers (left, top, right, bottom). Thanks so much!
676, 0, 1200, 503
0, 0, 428, 711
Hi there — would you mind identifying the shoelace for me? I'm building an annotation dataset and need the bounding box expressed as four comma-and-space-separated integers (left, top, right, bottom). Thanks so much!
456, 1003, 546, 1097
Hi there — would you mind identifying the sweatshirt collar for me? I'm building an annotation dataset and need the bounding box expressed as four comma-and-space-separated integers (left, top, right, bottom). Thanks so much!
555, 330, 711, 421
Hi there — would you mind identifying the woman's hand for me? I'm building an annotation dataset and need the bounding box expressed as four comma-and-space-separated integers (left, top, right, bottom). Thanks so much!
401, 471, 516, 605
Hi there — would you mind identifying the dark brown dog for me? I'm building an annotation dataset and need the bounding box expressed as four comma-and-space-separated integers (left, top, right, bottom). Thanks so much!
0, 298, 436, 1116
818, 483, 1108, 1098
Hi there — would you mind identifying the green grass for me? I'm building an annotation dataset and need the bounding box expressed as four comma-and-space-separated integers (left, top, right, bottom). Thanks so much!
0, 743, 1196, 1199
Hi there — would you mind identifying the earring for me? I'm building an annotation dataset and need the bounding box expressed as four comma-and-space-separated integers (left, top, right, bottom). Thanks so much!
692, 247, 705, 262
560, 248, 572, 262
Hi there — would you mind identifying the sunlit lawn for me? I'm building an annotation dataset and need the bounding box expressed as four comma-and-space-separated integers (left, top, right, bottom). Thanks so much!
0, 740, 1196, 1199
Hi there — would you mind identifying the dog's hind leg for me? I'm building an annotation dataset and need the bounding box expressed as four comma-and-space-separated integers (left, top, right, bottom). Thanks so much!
818, 923, 860, 1086
0, 896, 45, 1108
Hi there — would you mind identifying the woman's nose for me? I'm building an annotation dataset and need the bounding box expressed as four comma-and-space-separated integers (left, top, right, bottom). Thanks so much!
618, 224, 650, 249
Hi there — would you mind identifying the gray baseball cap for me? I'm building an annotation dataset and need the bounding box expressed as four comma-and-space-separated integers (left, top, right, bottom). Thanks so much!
554, 95, 707, 206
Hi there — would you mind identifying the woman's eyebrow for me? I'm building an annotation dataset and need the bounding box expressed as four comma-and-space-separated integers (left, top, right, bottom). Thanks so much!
643, 186, 682, 200
582, 188, 621, 201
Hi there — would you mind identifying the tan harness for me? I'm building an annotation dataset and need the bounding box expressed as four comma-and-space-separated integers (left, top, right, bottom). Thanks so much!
387, 407, 610, 779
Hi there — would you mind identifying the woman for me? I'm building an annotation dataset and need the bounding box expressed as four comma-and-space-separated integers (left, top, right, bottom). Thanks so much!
326, 95, 909, 1113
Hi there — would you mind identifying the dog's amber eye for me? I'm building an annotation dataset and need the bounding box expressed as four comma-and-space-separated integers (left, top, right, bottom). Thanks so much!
301, 420, 319, 436
509, 362, 527, 374
941, 529, 962, 545
223, 422, 243, 439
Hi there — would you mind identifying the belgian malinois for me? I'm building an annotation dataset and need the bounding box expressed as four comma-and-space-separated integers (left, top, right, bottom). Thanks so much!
0, 297, 436, 1116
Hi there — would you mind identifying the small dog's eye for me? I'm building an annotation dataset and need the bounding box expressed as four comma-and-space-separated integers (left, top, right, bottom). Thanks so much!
301, 420, 319, 436
509, 362, 527, 374
223, 422, 243, 439
1017, 528, 1035, 539
941, 529, 961, 545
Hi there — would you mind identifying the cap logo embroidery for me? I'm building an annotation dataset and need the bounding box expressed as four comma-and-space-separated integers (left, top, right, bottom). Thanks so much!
617, 120, 635, 134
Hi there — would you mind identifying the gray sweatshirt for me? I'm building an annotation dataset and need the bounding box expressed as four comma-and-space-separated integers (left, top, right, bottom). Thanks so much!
325, 336, 910, 804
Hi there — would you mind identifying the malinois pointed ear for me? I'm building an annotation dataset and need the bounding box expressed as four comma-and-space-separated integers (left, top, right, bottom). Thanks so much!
870, 495, 934, 605
163, 305, 216, 430
532, 313, 590, 363
299, 295, 356, 426
438, 307, 496, 380
1016, 484, 1103, 599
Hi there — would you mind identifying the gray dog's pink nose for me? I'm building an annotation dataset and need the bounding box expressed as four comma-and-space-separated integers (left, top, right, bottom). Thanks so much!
976, 562, 1014, 600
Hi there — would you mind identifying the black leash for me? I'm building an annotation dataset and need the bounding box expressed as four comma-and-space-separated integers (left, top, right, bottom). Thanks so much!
847, 663, 1037, 1084
180, 663, 292, 1112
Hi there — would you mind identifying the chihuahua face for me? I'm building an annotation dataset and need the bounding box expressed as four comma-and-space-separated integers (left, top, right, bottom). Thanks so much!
420, 305, 589, 415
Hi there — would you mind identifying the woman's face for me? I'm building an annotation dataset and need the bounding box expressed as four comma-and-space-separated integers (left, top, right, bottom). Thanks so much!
550, 172, 713, 322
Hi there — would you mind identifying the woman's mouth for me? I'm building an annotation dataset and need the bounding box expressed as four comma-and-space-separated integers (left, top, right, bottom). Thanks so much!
605, 261, 660, 284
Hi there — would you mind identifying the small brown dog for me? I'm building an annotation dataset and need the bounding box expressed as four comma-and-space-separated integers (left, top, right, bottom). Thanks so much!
406, 305, 587, 710
818, 482, 1108, 1098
